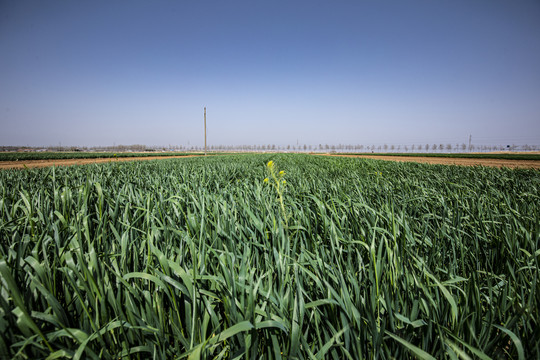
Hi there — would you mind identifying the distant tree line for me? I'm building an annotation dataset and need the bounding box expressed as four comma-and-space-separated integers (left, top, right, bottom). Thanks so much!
1, 143, 538, 153
201, 143, 539, 153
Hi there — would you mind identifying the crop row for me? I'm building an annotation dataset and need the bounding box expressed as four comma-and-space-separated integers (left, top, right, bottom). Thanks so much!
0, 152, 206, 162
334, 152, 540, 161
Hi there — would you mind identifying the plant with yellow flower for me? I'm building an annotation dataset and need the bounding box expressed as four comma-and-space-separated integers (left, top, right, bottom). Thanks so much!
263, 160, 289, 225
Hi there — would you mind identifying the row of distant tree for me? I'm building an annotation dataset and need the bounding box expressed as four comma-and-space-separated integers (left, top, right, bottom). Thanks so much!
202, 143, 538, 153
2, 143, 538, 153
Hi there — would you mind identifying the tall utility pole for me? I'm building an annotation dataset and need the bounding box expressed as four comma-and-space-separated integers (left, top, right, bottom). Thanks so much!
204, 107, 207, 156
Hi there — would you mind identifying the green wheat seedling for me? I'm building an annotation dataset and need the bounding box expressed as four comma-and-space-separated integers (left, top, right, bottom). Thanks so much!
264, 160, 289, 225
0, 154, 538, 359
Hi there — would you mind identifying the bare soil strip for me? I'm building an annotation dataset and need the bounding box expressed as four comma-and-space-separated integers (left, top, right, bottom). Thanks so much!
320, 154, 540, 169
0, 155, 202, 170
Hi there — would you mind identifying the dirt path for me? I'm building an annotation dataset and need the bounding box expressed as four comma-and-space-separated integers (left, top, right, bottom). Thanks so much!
320, 154, 540, 169
0, 155, 202, 170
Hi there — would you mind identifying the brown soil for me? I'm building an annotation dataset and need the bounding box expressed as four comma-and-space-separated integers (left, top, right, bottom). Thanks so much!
0, 155, 202, 170
319, 154, 540, 169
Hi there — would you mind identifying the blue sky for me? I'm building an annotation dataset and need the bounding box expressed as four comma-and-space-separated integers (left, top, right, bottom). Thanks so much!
1, 0, 539, 148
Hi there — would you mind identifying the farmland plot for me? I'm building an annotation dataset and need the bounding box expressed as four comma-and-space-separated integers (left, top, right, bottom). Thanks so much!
0, 154, 538, 359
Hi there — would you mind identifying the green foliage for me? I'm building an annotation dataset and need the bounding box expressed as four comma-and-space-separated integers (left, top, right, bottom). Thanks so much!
0, 155, 539, 359
335, 152, 540, 161
0, 152, 206, 161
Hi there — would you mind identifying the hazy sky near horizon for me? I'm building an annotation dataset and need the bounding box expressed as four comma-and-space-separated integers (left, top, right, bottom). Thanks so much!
1, 0, 539, 148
